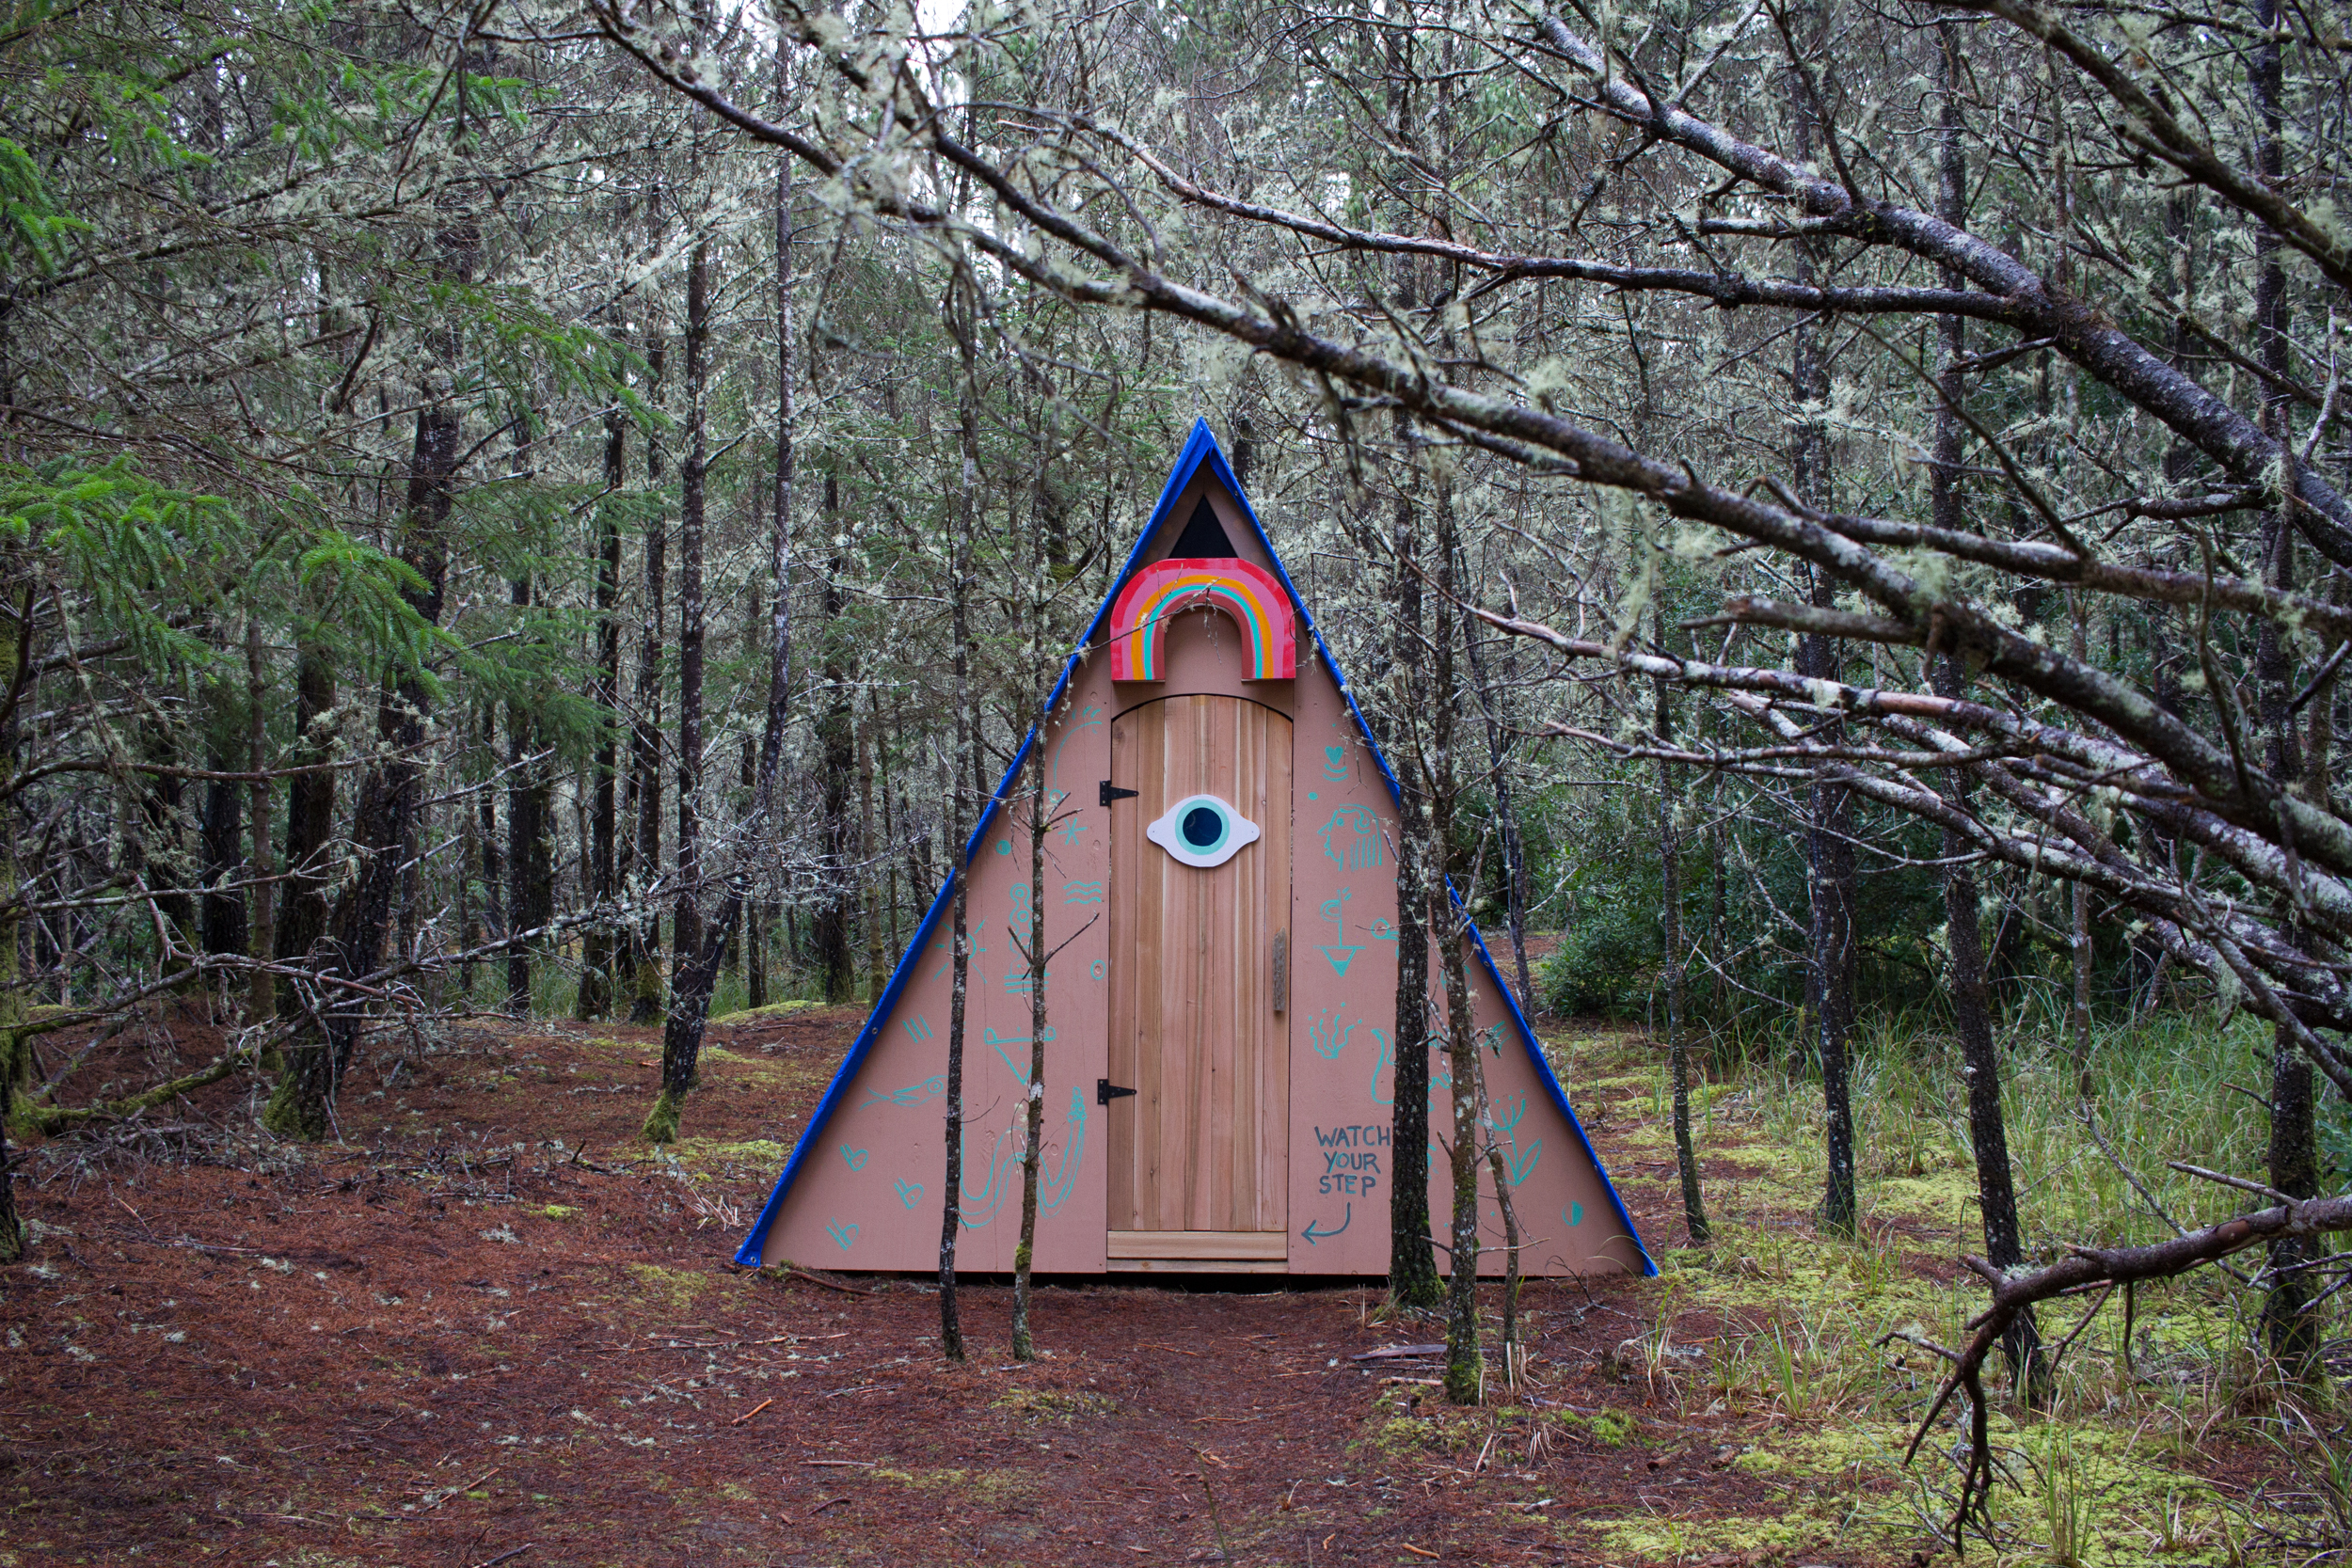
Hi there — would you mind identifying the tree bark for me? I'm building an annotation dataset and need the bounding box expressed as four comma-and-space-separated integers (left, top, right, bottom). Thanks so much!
244, 616, 275, 1022
273, 638, 336, 1015
815, 469, 854, 1003
1788, 13, 1857, 1236
579, 407, 626, 1019
199, 712, 245, 966
1433, 476, 1482, 1403
1927, 17, 2044, 1400
1657, 609, 1709, 1247
0, 591, 24, 1259
939, 282, 980, 1362
648, 238, 713, 1140
2245, 0, 2318, 1381
628, 336, 669, 1026
1011, 730, 1047, 1360
506, 574, 551, 1014
1386, 431, 1442, 1310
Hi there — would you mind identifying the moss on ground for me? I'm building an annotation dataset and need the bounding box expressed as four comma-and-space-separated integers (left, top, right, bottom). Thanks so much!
994, 1386, 1117, 1420
872, 1466, 1033, 1504
669, 1136, 792, 1169
625, 1262, 709, 1311
711, 999, 823, 1022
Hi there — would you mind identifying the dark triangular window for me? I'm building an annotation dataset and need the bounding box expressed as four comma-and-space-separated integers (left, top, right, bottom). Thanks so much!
1168, 495, 1236, 559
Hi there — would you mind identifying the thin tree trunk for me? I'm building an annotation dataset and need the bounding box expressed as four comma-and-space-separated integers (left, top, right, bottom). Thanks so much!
1656, 610, 1709, 1246
1010, 734, 1047, 1360
648, 237, 712, 1140
628, 337, 668, 1027
507, 574, 550, 1014
1476, 1049, 1525, 1389
753, 115, 796, 1014
1789, 22, 1856, 1235
816, 471, 855, 1004
245, 616, 275, 1022
2247, 0, 2318, 1382
1929, 27, 2043, 1396
475, 718, 503, 995
0, 595, 24, 1259
199, 715, 246, 967
861, 694, 883, 1000
273, 639, 336, 1014
2066, 601, 2094, 1096
1435, 472, 1483, 1404
1388, 420, 1442, 1311
939, 284, 979, 1362
579, 408, 626, 1020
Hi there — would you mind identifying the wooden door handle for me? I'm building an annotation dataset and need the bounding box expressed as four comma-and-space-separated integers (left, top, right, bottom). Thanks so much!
1271, 929, 1287, 1014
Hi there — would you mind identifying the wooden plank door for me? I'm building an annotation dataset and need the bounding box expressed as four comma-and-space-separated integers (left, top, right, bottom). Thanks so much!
1106, 695, 1292, 1259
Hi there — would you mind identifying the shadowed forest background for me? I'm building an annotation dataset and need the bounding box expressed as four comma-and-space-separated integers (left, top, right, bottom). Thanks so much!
6, 0, 2352, 1556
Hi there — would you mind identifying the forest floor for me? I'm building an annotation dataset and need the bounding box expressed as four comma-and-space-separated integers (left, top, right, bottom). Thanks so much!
0, 999, 2306, 1567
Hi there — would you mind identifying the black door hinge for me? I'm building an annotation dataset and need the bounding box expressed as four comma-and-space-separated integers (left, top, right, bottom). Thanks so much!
1099, 781, 1139, 807
1096, 1078, 1137, 1106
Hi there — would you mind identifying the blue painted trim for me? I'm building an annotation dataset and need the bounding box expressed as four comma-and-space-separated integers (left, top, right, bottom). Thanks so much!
736, 418, 1649, 1275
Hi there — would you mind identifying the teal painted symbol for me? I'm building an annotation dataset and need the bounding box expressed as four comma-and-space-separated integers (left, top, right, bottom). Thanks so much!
1089, 958, 1105, 981
959, 1130, 1019, 1229
839, 1145, 868, 1170
1319, 804, 1384, 871
1063, 879, 1104, 905
894, 1178, 923, 1209
1308, 790, 1319, 800
1307, 1007, 1358, 1061
824, 1219, 859, 1250
1040, 1087, 1089, 1214
1368, 1026, 1394, 1105
995, 837, 1012, 856
1010, 881, 1032, 918
1317, 889, 1363, 976
1003, 962, 1051, 997
1367, 918, 1397, 945
903, 1014, 934, 1043
1302, 1204, 1351, 1244
1488, 1095, 1540, 1185
984, 1024, 1057, 1082
1321, 744, 1350, 784
862, 1073, 946, 1111
1565, 1202, 1584, 1227
929, 918, 987, 980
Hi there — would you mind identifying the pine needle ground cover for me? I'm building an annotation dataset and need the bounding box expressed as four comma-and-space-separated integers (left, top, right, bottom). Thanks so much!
0, 1004, 2314, 1565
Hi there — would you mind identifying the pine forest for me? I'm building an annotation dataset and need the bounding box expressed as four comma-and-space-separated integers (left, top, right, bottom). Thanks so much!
4, 0, 2352, 1557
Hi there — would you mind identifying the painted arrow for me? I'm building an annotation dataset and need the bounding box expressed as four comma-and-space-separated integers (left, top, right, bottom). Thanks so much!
1301, 1203, 1352, 1245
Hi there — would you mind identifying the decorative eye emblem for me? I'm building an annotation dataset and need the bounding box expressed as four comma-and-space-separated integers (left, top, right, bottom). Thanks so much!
1146, 793, 1262, 868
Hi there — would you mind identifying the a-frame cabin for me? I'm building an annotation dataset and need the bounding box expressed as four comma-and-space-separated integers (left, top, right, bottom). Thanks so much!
736, 422, 1649, 1277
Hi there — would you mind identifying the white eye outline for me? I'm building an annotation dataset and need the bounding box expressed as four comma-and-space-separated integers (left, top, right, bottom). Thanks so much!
1145, 793, 1262, 868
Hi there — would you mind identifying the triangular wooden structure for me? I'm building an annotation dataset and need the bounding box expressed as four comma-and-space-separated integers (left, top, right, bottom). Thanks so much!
736, 421, 1650, 1277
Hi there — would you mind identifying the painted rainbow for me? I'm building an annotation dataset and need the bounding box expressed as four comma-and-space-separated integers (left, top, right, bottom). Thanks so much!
1105, 557, 1297, 681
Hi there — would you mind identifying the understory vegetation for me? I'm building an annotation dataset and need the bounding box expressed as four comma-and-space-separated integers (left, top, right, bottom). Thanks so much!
1551, 1016, 2343, 1563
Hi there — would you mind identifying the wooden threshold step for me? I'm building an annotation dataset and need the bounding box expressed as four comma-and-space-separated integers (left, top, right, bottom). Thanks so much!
1106, 1229, 1288, 1262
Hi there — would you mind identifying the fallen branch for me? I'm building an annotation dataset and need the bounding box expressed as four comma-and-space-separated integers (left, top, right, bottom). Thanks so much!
1907, 1191, 2352, 1541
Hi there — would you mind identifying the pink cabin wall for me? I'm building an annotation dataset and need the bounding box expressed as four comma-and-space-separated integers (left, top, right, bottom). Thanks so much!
755, 470, 1639, 1276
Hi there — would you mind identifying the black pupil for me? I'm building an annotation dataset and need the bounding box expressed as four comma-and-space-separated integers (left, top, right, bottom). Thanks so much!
1182, 806, 1222, 848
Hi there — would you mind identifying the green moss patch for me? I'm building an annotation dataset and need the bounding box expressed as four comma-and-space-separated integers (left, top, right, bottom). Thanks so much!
994, 1387, 1118, 1420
